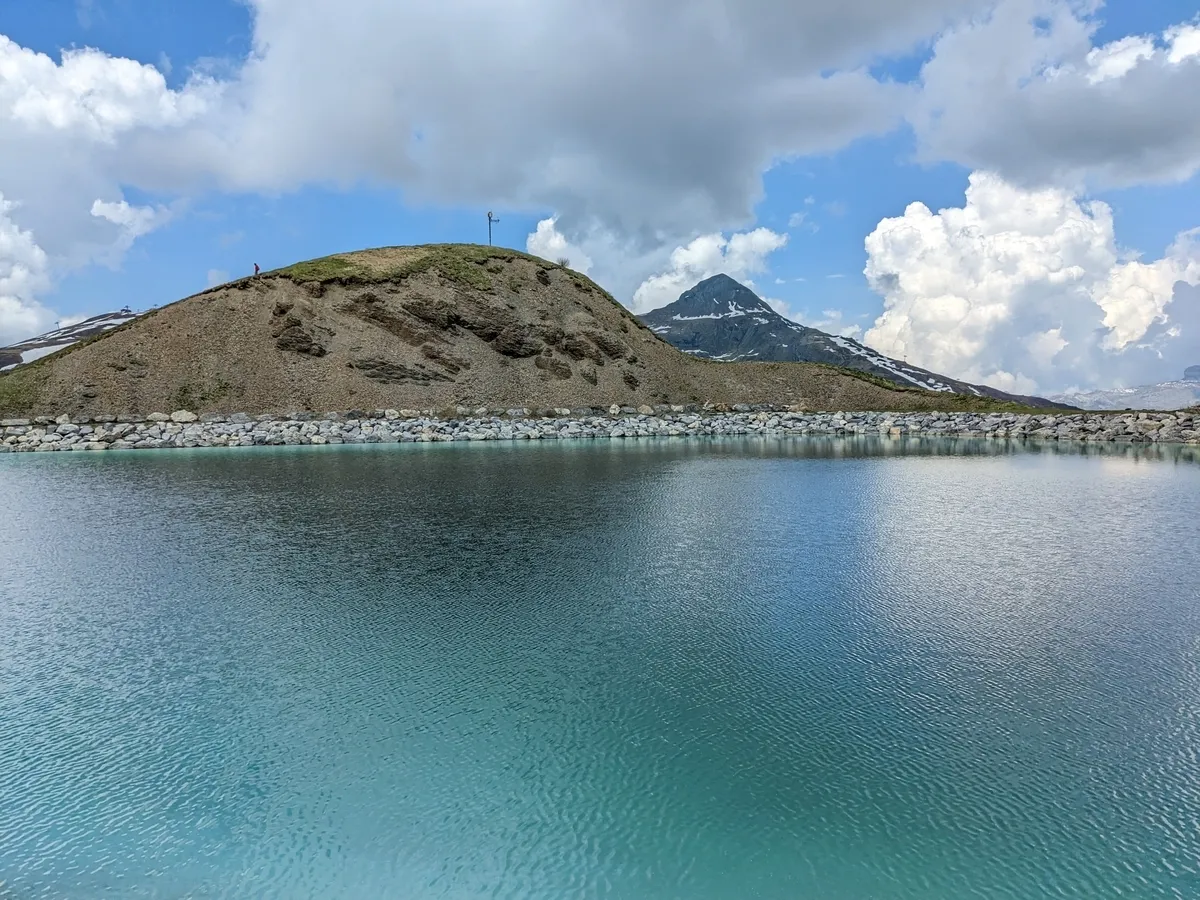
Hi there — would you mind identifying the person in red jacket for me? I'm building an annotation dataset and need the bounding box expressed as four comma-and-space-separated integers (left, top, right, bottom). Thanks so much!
254, 263, 260, 276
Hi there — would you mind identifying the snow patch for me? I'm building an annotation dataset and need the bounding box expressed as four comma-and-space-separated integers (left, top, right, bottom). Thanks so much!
1, 310, 139, 370
15, 343, 74, 364
828, 336, 956, 392
671, 300, 754, 321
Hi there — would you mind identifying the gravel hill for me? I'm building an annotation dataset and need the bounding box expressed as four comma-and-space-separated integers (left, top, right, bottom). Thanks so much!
0, 244, 1065, 418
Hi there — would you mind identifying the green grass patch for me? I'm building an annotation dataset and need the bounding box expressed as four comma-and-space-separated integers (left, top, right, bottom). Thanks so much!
810, 363, 925, 394
394, 246, 498, 290
277, 255, 365, 283
171, 378, 231, 411
0, 367, 45, 416
270, 244, 624, 298
269, 243, 655, 332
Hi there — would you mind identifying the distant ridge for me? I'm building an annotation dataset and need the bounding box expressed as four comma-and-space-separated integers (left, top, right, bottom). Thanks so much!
1048, 368, 1200, 411
1, 310, 138, 372
638, 274, 1065, 409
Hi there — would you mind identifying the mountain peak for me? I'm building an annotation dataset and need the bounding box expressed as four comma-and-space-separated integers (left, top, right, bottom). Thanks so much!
637, 270, 1065, 408
667, 273, 777, 317
694, 273, 743, 289
686, 273, 759, 296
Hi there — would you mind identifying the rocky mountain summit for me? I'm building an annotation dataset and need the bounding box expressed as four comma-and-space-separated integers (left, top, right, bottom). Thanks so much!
1048, 368, 1200, 411
638, 274, 1063, 408
0, 244, 1056, 419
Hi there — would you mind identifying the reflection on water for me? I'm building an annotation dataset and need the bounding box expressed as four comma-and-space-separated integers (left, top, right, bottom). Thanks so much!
1, 438, 1198, 899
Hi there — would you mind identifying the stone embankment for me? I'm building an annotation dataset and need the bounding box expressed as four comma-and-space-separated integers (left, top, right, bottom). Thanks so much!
2, 405, 1198, 453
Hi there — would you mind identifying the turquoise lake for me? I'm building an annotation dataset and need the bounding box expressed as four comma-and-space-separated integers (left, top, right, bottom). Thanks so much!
2, 437, 1199, 899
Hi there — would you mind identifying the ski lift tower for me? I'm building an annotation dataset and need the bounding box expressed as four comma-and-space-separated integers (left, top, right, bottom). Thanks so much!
487, 211, 499, 246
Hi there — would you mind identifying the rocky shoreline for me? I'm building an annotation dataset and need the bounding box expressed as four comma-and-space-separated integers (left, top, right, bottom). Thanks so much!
2, 406, 1198, 453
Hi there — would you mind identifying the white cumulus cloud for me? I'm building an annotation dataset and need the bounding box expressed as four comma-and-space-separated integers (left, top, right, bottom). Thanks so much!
90, 199, 172, 251
0, 36, 210, 340
631, 228, 788, 313
0, 193, 55, 345
0, 36, 214, 140
525, 218, 593, 274
863, 171, 1200, 393
1084, 35, 1156, 85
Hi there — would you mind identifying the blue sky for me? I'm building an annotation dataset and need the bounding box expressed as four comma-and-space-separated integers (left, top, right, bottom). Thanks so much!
2, 0, 1199, 392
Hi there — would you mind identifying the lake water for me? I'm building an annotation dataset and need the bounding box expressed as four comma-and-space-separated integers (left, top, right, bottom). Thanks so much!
2, 437, 1199, 899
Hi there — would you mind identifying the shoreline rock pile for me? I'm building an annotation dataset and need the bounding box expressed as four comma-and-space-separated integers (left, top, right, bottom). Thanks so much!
2, 406, 1198, 453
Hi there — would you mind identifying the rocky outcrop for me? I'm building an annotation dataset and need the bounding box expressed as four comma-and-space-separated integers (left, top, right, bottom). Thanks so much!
346, 358, 453, 385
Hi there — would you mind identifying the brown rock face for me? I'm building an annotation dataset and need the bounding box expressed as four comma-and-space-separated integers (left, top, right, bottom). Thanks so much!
535, 354, 573, 380
347, 358, 453, 385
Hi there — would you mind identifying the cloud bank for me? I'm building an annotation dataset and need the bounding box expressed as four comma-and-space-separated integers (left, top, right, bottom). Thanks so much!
863, 172, 1200, 393
912, 1, 1200, 188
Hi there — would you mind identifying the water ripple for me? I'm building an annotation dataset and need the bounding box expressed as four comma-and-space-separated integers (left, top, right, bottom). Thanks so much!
1, 438, 1198, 898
